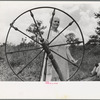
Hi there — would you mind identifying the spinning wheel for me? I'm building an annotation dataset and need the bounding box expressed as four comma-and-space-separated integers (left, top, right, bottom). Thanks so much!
5, 7, 85, 81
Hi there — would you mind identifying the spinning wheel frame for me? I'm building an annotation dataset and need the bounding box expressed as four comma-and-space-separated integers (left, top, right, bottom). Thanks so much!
5, 6, 85, 81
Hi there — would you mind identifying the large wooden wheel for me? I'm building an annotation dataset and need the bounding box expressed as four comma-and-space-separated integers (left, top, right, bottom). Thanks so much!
5, 7, 85, 81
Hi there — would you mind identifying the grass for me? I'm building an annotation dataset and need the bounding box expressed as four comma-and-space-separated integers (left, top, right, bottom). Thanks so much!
0, 43, 100, 81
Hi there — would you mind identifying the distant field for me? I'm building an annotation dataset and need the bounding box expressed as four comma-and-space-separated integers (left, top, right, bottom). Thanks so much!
70, 44, 100, 81
0, 44, 100, 81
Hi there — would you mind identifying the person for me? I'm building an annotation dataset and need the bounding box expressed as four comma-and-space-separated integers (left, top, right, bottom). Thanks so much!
41, 17, 77, 81
91, 63, 100, 78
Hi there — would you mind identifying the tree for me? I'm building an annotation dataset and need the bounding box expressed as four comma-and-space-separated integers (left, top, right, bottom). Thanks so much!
65, 33, 80, 46
74, 38, 80, 46
95, 11, 100, 35
86, 12, 100, 45
87, 35, 100, 45
26, 20, 47, 44
20, 37, 27, 47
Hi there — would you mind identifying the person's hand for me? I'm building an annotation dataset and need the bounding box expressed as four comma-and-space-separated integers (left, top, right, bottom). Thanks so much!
74, 60, 78, 64
71, 59, 78, 64
72, 57, 82, 64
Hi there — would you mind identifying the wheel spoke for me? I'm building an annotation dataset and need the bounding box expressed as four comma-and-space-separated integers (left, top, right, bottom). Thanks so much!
50, 49, 79, 68
29, 10, 42, 39
43, 55, 48, 81
40, 53, 48, 81
17, 49, 43, 75
39, 51, 45, 81
49, 41, 83, 48
10, 23, 41, 45
49, 21, 74, 45
47, 8, 55, 40
6, 46, 42, 54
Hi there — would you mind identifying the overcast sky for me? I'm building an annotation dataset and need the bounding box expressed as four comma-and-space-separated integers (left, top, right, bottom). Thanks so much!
0, 1, 100, 44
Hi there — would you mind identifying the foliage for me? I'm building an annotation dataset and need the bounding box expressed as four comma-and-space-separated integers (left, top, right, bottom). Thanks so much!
1, 17, 100, 81
70, 45, 100, 81
86, 12, 100, 45
87, 35, 100, 45
26, 20, 47, 42
1, 42, 100, 81
87, 11, 100, 45
65, 33, 80, 46
95, 11, 100, 35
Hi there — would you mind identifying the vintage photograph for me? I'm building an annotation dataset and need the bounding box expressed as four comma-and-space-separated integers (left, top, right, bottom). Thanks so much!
0, 1, 100, 82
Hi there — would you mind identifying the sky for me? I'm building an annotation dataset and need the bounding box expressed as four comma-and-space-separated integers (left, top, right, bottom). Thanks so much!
0, 1, 100, 44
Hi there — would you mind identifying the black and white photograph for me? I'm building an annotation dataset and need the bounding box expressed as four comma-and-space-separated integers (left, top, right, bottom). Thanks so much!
0, 1, 100, 99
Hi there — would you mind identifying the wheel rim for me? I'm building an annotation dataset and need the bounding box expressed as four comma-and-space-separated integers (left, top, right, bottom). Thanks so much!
5, 6, 85, 81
